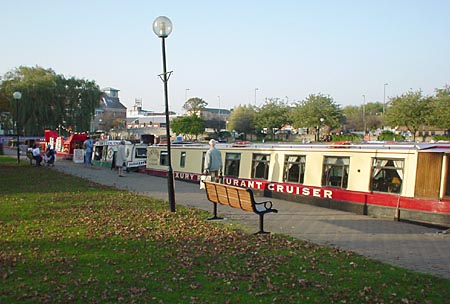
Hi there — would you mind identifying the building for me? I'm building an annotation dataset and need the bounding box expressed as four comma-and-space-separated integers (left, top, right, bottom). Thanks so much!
187, 107, 231, 131
125, 98, 177, 129
91, 87, 127, 132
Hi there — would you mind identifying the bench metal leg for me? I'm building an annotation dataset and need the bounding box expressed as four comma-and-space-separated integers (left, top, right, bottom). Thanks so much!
207, 203, 223, 220
254, 214, 270, 234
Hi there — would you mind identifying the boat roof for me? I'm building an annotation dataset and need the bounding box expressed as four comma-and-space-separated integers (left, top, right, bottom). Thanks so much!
149, 141, 450, 152
217, 141, 450, 152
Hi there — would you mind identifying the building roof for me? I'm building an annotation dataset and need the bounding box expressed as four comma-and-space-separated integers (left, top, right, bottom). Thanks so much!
126, 115, 175, 124
101, 87, 120, 92
204, 108, 231, 115
100, 95, 127, 110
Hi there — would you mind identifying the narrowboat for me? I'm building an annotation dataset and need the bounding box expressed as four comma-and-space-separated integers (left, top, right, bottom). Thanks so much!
92, 139, 148, 170
142, 142, 450, 228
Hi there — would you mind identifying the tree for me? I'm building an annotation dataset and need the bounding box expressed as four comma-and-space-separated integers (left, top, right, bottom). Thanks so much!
170, 114, 205, 140
254, 99, 291, 140
227, 105, 256, 140
290, 93, 342, 139
0, 66, 102, 136
364, 102, 384, 131
384, 90, 430, 141
342, 105, 361, 131
428, 85, 450, 130
343, 102, 383, 133
1, 66, 58, 136
183, 97, 208, 113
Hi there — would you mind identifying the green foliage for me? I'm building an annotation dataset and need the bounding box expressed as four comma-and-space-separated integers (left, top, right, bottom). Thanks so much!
254, 99, 291, 137
0, 66, 102, 135
428, 85, 450, 129
227, 104, 256, 137
332, 133, 363, 143
384, 90, 430, 140
342, 102, 384, 133
0, 157, 449, 303
170, 114, 205, 140
432, 135, 450, 141
291, 93, 343, 130
377, 130, 405, 141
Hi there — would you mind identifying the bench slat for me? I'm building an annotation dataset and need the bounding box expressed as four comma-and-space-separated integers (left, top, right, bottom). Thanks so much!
205, 182, 219, 202
230, 190, 253, 212
216, 186, 230, 206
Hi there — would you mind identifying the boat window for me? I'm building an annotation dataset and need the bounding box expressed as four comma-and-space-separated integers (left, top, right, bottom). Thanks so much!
284, 155, 306, 184
322, 156, 350, 188
180, 151, 186, 168
371, 158, 404, 194
225, 153, 241, 177
201, 152, 206, 173
160, 151, 168, 166
93, 146, 103, 161
135, 147, 147, 158
252, 153, 270, 180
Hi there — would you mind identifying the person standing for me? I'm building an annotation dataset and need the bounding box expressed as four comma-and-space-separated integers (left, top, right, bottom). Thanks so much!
116, 140, 127, 177
203, 139, 222, 182
83, 136, 93, 166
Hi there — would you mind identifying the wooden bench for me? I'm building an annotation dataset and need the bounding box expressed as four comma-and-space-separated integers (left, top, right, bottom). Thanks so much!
203, 181, 278, 234
26, 151, 37, 165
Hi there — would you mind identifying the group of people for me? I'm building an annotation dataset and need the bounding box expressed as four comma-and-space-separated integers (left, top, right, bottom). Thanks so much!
82, 137, 221, 180
30, 144, 55, 166
83, 136, 127, 177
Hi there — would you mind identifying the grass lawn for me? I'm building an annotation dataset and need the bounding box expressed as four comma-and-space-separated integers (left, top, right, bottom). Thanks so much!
1, 156, 449, 303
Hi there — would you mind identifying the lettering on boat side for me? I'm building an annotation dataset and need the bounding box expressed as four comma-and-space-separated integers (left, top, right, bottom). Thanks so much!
174, 172, 198, 181
222, 177, 333, 199
171, 173, 333, 199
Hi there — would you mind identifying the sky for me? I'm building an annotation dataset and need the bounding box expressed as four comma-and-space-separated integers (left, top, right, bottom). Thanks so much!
1, 0, 449, 114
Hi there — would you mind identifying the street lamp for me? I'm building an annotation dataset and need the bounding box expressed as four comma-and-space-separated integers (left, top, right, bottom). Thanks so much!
319, 117, 324, 142
383, 83, 388, 114
185, 88, 190, 101
254, 88, 258, 106
13, 91, 22, 164
153, 16, 176, 212
217, 95, 221, 131
362, 94, 366, 135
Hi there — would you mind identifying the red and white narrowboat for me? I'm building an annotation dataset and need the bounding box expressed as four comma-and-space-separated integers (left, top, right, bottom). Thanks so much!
142, 142, 450, 228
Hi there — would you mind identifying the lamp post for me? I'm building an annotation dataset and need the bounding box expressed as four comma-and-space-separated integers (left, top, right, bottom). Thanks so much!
13, 91, 22, 164
319, 117, 324, 142
254, 88, 258, 106
185, 88, 190, 101
153, 16, 176, 212
217, 95, 221, 131
362, 94, 366, 135
383, 83, 388, 114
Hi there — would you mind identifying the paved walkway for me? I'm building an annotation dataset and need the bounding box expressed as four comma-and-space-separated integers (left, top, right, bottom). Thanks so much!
12, 153, 450, 280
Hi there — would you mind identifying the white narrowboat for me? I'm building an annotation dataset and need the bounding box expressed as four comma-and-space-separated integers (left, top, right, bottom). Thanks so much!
93, 140, 148, 170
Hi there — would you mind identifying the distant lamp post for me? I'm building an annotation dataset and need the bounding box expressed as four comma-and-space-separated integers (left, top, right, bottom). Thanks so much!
13, 91, 22, 164
319, 117, 324, 142
362, 94, 367, 134
254, 88, 258, 106
383, 83, 388, 114
153, 16, 175, 212
217, 95, 221, 131
185, 88, 190, 101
